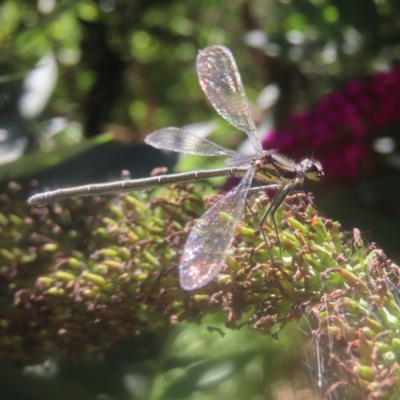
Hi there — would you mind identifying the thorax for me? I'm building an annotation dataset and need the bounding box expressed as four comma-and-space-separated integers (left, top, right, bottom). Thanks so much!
252, 152, 303, 185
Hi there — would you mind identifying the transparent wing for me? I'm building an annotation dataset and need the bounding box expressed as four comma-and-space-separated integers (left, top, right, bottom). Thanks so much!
196, 45, 263, 153
179, 166, 254, 290
145, 127, 240, 158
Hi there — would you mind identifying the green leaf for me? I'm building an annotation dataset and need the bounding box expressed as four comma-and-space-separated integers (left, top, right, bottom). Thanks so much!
0, 133, 112, 181
162, 351, 257, 399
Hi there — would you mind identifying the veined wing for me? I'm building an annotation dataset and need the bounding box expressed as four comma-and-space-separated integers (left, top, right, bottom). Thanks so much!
145, 127, 240, 158
225, 150, 276, 167
196, 45, 263, 154
179, 166, 254, 290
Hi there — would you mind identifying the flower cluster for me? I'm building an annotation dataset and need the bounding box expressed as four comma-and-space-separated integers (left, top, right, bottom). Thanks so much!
263, 63, 400, 179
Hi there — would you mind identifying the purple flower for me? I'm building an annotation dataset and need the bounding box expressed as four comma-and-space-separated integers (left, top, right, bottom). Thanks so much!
262, 63, 400, 180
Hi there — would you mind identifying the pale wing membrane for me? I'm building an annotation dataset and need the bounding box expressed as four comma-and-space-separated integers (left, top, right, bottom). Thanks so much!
145, 127, 240, 158
179, 166, 254, 290
196, 45, 263, 153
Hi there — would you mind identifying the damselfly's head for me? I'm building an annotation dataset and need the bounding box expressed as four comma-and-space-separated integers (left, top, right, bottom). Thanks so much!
300, 159, 324, 181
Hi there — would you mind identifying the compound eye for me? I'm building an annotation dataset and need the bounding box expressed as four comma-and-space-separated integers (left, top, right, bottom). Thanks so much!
305, 161, 324, 180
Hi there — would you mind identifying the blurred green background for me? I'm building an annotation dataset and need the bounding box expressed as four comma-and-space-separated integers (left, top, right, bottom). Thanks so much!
1, 0, 400, 398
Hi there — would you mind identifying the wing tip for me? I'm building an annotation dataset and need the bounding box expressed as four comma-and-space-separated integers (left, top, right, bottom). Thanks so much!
197, 45, 231, 58
180, 275, 207, 291
179, 268, 217, 291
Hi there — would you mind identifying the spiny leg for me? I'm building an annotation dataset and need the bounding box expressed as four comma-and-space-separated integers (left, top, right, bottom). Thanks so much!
245, 184, 309, 261
244, 198, 259, 229
280, 187, 318, 219
245, 198, 273, 261
245, 184, 281, 261
303, 186, 317, 209
281, 191, 309, 219
258, 184, 292, 258
249, 185, 304, 238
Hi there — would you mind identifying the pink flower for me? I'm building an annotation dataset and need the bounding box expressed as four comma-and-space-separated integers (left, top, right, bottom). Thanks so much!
262, 63, 400, 180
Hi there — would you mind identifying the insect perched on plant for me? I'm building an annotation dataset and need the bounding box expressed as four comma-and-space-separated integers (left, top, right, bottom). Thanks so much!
28, 45, 324, 291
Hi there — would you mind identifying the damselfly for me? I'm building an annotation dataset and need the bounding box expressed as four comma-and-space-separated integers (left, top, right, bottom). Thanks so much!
28, 45, 324, 291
